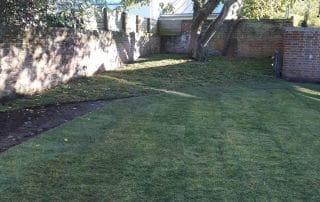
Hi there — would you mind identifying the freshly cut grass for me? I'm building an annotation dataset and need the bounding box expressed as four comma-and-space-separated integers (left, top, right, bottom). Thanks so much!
1, 55, 282, 111
0, 54, 319, 200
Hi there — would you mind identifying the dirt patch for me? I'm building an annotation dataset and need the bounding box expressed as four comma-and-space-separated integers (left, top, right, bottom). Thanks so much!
0, 100, 107, 152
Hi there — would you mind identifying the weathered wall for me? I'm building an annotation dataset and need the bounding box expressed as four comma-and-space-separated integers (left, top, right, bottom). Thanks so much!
282, 28, 320, 82
161, 19, 293, 57
0, 27, 160, 98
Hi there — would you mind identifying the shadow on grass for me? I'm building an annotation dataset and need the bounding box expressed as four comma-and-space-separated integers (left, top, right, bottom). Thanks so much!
0, 26, 158, 103
107, 56, 276, 90
1, 54, 319, 112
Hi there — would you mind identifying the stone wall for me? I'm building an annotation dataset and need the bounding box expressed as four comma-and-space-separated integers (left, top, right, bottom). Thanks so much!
161, 19, 293, 57
282, 28, 320, 82
0, 27, 160, 98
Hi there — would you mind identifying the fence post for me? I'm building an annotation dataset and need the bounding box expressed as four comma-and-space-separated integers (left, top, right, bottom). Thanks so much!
147, 18, 151, 33
121, 12, 127, 32
136, 15, 139, 33
103, 7, 108, 31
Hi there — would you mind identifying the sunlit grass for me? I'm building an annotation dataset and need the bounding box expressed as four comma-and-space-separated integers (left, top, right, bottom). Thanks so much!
1, 54, 275, 111
294, 86, 320, 96
119, 55, 190, 71
0, 54, 320, 200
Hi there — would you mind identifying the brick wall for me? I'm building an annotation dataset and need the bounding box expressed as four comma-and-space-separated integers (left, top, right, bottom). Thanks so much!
282, 28, 320, 82
0, 27, 160, 98
161, 19, 293, 57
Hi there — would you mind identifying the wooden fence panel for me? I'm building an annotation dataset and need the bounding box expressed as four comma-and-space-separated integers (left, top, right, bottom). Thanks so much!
149, 19, 158, 34
80, 6, 158, 34
107, 10, 122, 32
126, 14, 137, 33
139, 17, 148, 33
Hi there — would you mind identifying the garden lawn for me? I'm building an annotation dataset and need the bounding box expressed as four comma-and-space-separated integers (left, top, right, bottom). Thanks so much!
0, 55, 320, 200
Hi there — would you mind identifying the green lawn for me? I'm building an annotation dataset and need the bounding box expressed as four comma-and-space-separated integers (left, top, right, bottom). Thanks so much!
1, 55, 320, 200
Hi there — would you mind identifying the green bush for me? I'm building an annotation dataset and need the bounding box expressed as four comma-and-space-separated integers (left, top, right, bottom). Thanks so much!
46, 11, 85, 28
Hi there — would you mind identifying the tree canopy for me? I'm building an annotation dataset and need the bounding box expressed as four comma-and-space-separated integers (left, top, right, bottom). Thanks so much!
241, 0, 289, 19
0, 0, 53, 26
1, 0, 319, 26
241, 0, 320, 26
188, 0, 320, 60
0, 0, 150, 27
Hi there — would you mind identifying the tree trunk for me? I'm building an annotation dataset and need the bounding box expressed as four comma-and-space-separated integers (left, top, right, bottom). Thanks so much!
188, 0, 240, 61
221, 19, 241, 56
189, 0, 220, 60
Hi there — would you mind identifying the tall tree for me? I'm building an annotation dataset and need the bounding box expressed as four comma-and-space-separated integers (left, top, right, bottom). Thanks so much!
0, 0, 54, 26
188, 0, 320, 60
118, 0, 150, 10
0, 0, 150, 27
189, 0, 242, 61
241, 0, 288, 19
290, 0, 320, 27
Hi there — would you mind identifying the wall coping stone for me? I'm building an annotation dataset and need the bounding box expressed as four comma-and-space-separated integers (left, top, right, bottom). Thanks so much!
285, 27, 320, 32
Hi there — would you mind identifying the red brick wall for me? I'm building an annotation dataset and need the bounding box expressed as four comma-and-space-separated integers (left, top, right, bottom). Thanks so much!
162, 19, 293, 57
0, 27, 160, 98
282, 28, 320, 82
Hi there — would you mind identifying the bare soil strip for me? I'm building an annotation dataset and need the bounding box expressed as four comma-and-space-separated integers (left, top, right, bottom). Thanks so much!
0, 100, 108, 152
